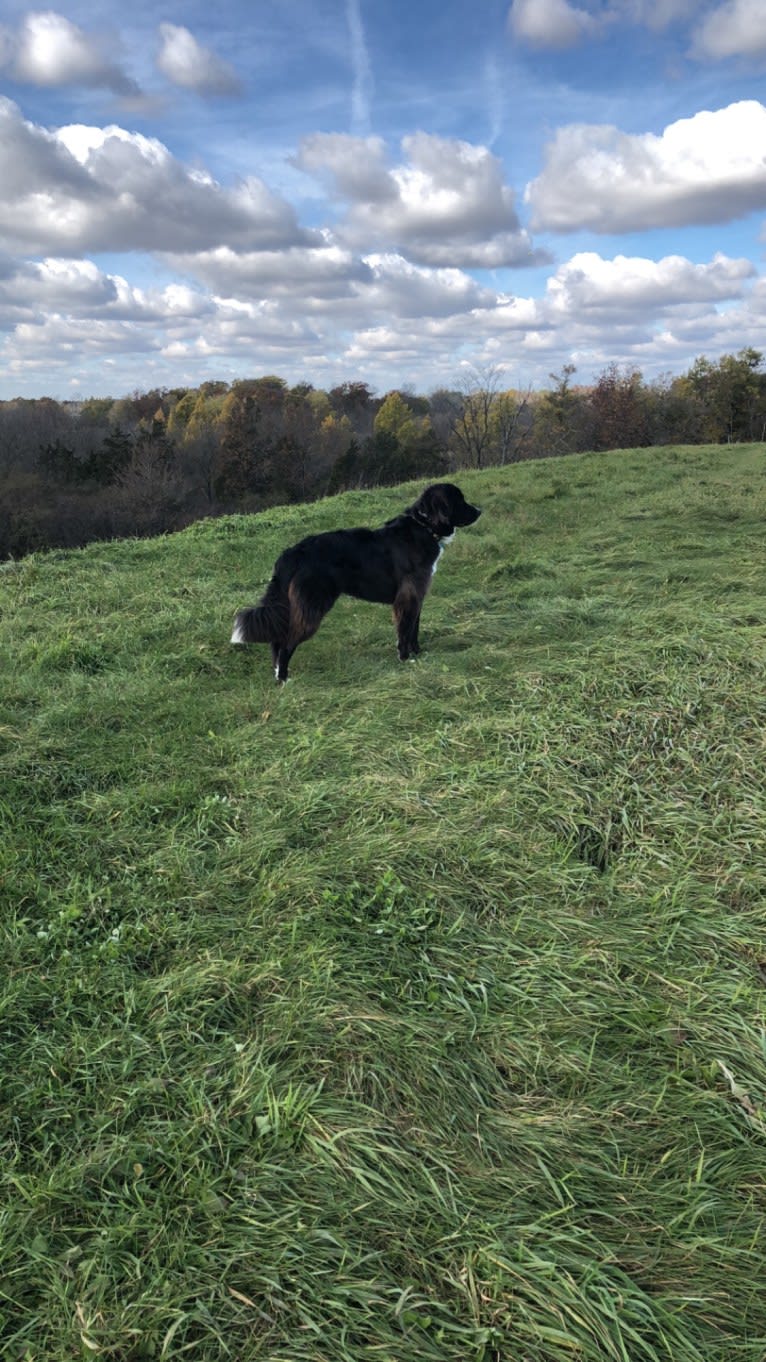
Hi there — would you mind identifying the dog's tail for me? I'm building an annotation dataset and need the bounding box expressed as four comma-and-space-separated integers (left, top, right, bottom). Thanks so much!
231, 577, 289, 646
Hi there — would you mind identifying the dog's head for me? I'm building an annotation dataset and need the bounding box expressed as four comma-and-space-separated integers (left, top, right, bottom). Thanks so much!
412, 483, 482, 538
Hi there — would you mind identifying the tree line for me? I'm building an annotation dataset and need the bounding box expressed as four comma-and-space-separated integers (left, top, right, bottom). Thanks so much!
1, 348, 764, 559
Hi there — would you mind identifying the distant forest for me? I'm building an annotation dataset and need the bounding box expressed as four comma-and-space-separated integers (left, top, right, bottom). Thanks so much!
1, 348, 764, 558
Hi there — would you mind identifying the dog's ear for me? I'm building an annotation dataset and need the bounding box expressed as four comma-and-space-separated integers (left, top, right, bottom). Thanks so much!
415, 484, 453, 535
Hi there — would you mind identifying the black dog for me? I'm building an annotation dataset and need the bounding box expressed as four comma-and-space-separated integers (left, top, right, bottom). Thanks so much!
231, 482, 481, 682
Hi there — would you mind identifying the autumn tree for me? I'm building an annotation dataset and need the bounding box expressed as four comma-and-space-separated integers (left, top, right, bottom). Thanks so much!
215, 388, 262, 502
166, 390, 198, 438
587, 363, 649, 451
683, 349, 766, 443
531, 364, 592, 457
371, 391, 446, 483
328, 381, 376, 438
374, 391, 422, 446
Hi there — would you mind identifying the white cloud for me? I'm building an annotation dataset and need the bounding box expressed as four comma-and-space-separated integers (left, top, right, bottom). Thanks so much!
166, 242, 372, 302
0, 263, 321, 378
508, 0, 766, 51
2, 244, 763, 396
544, 251, 755, 315
0, 99, 313, 255
0, 258, 126, 313
294, 133, 394, 202
0, 257, 222, 333
691, 0, 766, 60
606, 0, 697, 28
11, 314, 162, 361
340, 244, 761, 386
0, 50, 764, 401
4, 10, 139, 95
165, 245, 495, 323
626, 0, 697, 27
508, 0, 599, 47
360, 254, 496, 317
156, 23, 242, 96
297, 130, 547, 267
526, 101, 766, 232
405, 249, 752, 346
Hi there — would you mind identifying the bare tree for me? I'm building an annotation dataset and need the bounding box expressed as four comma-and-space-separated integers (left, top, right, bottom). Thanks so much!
114, 434, 182, 534
449, 365, 500, 468
445, 365, 531, 468
184, 426, 222, 507
493, 386, 533, 464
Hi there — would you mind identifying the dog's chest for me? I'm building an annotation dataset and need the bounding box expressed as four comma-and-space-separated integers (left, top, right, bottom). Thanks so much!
431, 532, 454, 576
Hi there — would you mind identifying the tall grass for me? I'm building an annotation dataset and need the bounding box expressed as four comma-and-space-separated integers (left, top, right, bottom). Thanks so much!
1, 443, 765, 1360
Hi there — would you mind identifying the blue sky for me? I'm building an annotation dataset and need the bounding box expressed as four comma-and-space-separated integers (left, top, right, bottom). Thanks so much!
0, 0, 765, 399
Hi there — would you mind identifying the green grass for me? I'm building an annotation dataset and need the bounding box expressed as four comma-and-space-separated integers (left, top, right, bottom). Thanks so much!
1, 443, 765, 1361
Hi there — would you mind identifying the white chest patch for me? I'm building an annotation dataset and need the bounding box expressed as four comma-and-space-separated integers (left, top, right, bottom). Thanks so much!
431, 531, 454, 576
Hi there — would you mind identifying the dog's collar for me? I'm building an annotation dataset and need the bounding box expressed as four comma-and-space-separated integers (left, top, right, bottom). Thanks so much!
407, 509, 443, 542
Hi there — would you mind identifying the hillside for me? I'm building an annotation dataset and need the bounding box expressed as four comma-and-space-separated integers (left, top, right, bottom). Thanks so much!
1, 444, 765, 1360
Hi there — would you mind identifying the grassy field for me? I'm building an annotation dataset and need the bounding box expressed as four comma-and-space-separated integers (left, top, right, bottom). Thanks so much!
1, 443, 765, 1361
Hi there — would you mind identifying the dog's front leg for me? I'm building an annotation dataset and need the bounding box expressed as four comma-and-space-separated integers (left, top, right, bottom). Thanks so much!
393, 583, 423, 661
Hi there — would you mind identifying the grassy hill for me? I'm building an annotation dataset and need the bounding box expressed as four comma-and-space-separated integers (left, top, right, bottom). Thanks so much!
1, 443, 765, 1361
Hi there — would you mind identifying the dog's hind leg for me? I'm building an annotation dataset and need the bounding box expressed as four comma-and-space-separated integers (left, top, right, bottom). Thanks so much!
275, 614, 319, 684
275, 578, 336, 683
274, 644, 295, 684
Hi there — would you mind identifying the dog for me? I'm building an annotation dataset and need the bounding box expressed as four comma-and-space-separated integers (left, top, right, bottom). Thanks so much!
231, 482, 481, 682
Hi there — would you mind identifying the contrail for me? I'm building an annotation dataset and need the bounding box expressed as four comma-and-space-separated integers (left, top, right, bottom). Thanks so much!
485, 52, 504, 147
346, 0, 373, 135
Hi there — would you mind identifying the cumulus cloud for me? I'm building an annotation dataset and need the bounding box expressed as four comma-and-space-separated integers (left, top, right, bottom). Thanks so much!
156, 23, 242, 96
339, 244, 760, 389
544, 251, 755, 315
166, 242, 373, 302
2, 241, 762, 396
166, 244, 495, 323
2, 10, 139, 95
0, 99, 313, 255
322, 249, 760, 375
414, 249, 753, 346
5, 262, 214, 337
508, 0, 766, 50
360, 254, 496, 317
297, 130, 548, 268
625, 0, 697, 27
294, 133, 394, 203
0, 264, 299, 384
691, 0, 766, 60
0, 66, 763, 398
507, 0, 599, 47
525, 101, 766, 232
0, 258, 128, 317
